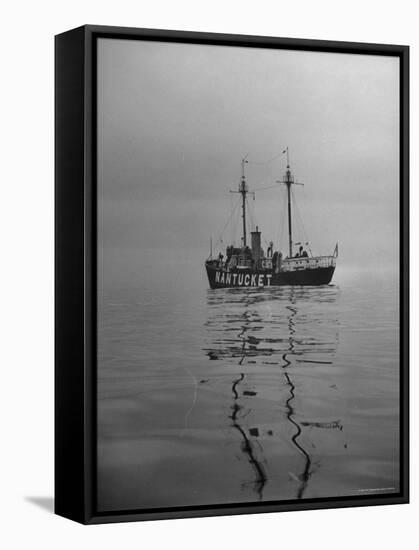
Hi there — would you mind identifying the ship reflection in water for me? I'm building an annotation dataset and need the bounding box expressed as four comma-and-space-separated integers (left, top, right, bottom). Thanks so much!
97, 276, 400, 511
204, 286, 343, 501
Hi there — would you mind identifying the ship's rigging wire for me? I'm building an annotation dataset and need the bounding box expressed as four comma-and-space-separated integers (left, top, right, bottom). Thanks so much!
247, 150, 287, 166
291, 189, 313, 256
231, 208, 239, 246
229, 191, 235, 245
253, 181, 282, 192
215, 197, 241, 248
300, 185, 315, 257
291, 190, 304, 244
292, 190, 308, 242
214, 159, 312, 256
277, 190, 287, 253
246, 197, 256, 234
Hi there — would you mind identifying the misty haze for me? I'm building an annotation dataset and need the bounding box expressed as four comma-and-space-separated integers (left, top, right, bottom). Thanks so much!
96, 38, 399, 511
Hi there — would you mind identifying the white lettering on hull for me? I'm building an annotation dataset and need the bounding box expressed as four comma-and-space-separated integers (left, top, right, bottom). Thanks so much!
214, 270, 273, 287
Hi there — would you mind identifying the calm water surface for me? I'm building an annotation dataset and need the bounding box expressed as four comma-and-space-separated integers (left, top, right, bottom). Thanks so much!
97, 264, 399, 511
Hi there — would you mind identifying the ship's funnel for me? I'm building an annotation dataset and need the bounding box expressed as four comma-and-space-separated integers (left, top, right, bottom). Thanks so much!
251, 226, 262, 262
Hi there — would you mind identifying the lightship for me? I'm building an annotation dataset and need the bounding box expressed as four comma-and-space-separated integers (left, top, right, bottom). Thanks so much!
205, 150, 337, 289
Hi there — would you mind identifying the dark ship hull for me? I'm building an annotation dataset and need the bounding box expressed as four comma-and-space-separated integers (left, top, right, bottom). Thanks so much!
206, 259, 335, 289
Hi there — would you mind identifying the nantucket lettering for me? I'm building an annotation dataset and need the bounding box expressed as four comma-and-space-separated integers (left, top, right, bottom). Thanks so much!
215, 270, 272, 287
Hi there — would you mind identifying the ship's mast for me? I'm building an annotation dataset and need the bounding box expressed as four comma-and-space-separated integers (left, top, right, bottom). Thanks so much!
277, 148, 303, 258
230, 155, 251, 248
285, 149, 293, 258
240, 156, 248, 247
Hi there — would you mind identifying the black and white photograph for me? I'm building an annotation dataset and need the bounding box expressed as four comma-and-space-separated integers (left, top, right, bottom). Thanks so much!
96, 36, 403, 512
2, 0, 417, 546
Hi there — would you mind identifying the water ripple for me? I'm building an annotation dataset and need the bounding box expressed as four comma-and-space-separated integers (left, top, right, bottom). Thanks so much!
204, 285, 341, 499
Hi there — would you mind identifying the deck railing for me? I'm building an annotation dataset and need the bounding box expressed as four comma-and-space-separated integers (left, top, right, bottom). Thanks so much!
281, 255, 336, 271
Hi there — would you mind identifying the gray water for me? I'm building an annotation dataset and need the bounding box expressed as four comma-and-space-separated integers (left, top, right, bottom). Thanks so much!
97, 259, 399, 511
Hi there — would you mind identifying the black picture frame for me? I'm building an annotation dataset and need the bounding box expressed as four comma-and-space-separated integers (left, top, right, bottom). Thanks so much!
55, 24, 409, 524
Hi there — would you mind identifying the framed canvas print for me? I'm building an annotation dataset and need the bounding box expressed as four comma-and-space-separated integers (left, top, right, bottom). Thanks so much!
55, 25, 409, 524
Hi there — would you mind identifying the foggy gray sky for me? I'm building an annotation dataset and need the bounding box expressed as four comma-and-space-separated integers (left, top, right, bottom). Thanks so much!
97, 38, 399, 283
